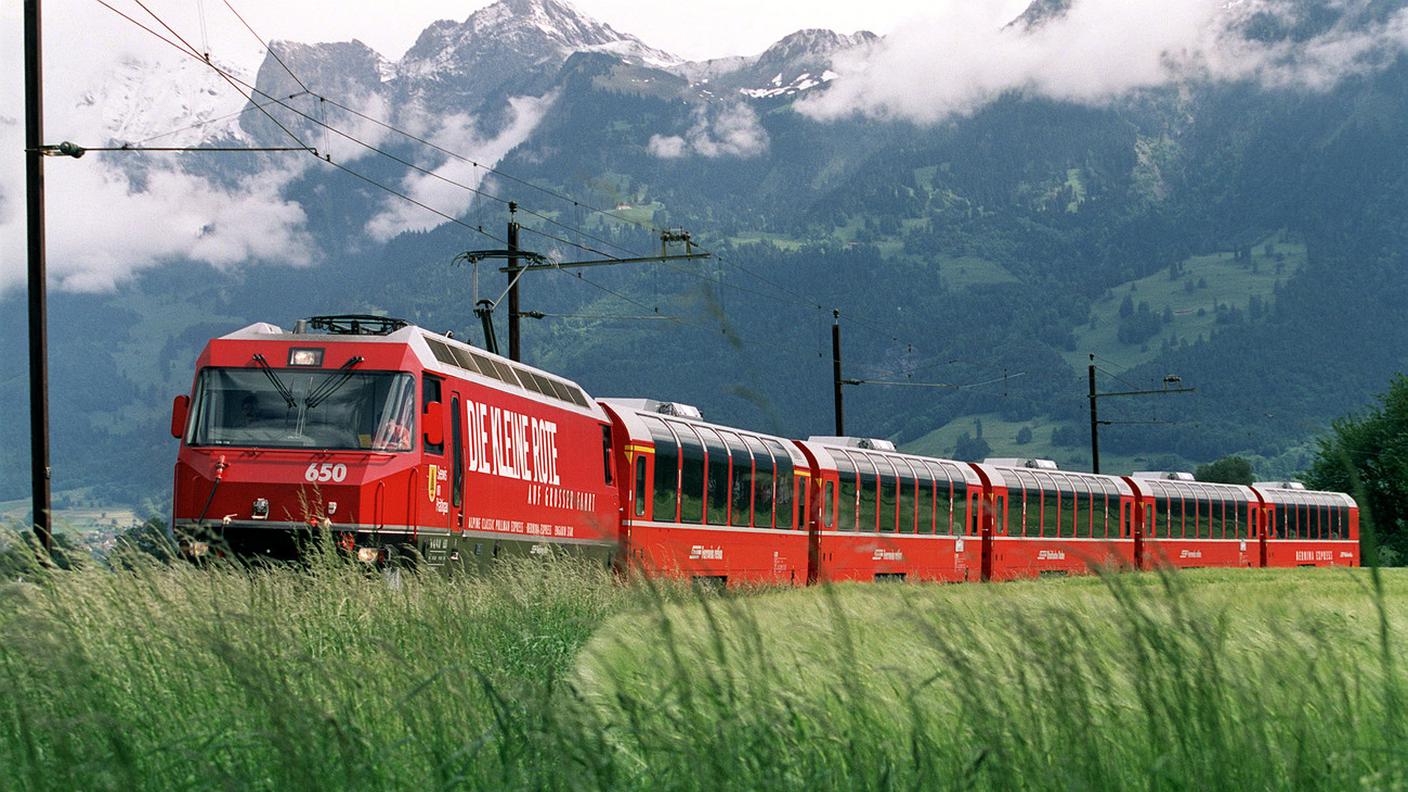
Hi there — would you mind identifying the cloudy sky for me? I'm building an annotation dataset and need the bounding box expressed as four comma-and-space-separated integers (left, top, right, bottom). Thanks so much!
3, 0, 1408, 293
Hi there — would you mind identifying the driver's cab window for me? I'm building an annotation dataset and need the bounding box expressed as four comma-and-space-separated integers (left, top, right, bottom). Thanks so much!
423, 376, 444, 455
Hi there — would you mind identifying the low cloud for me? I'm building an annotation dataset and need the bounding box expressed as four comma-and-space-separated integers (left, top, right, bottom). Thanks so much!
0, 6, 322, 295
648, 102, 769, 159
796, 0, 1408, 124
0, 152, 315, 293
364, 92, 556, 241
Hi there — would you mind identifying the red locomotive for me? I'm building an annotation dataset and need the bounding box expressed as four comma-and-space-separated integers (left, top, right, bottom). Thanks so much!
171, 316, 1359, 581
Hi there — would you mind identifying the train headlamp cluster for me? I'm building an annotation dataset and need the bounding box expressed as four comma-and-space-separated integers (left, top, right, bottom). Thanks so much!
288, 348, 324, 367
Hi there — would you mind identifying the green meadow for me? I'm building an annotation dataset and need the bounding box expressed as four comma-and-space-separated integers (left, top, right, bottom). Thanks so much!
0, 537, 1402, 790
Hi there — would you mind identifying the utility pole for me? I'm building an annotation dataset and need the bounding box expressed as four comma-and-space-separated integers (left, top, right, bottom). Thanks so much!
457, 220, 709, 362
506, 202, 521, 362
1087, 355, 1196, 475
25, 0, 52, 553
832, 309, 844, 436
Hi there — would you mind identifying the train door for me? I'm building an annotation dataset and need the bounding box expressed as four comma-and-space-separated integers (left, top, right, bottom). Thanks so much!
448, 392, 464, 534
1122, 498, 1140, 570
981, 491, 1002, 582
620, 446, 651, 573
806, 475, 830, 585
1257, 504, 1269, 567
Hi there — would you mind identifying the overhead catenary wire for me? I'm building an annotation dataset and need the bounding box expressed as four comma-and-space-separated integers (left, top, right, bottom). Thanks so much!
209, 0, 658, 263
120, 91, 308, 146
97, 0, 511, 251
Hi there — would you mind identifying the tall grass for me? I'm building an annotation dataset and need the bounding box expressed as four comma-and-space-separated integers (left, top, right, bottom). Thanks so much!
0, 530, 1403, 790
573, 569, 1407, 790
0, 535, 634, 791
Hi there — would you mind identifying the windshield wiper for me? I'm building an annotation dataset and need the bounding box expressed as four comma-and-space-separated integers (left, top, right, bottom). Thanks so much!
252, 354, 297, 408
305, 356, 364, 409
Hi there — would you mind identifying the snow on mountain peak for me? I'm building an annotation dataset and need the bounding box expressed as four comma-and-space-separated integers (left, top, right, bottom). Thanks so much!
81, 54, 251, 147
400, 0, 679, 78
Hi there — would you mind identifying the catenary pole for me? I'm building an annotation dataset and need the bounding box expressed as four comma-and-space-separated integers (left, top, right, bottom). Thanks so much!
507, 202, 520, 362
25, 0, 53, 553
1089, 355, 1100, 475
832, 310, 844, 436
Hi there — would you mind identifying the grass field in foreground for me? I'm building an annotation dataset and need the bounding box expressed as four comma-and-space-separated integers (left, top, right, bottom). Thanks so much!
0, 539, 1403, 791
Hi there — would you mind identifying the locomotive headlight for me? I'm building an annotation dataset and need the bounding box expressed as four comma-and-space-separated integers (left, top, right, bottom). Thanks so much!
356, 547, 380, 564
252, 498, 270, 519
288, 347, 324, 367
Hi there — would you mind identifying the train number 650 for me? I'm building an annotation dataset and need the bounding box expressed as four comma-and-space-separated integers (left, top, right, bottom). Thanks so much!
304, 463, 348, 483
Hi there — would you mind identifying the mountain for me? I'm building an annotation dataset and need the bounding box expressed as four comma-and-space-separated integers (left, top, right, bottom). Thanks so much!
5, 0, 1408, 518
675, 29, 877, 100
79, 54, 251, 148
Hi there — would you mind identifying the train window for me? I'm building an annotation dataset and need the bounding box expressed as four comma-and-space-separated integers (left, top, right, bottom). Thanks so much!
752, 439, 776, 529
896, 460, 918, 533
601, 426, 613, 486
823, 479, 835, 528
1039, 476, 1060, 538
921, 475, 936, 534
634, 456, 647, 517
1020, 487, 1037, 537
422, 376, 443, 456
751, 436, 777, 526
836, 453, 858, 531
1070, 479, 1083, 536
720, 431, 753, 528
1072, 479, 1089, 538
450, 396, 463, 509
674, 423, 706, 524
643, 417, 679, 522
953, 480, 967, 535
877, 457, 898, 533
764, 439, 794, 530
857, 454, 879, 533
932, 468, 948, 535
699, 427, 730, 527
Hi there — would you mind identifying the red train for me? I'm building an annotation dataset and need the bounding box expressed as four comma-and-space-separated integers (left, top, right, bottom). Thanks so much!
170, 316, 1359, 580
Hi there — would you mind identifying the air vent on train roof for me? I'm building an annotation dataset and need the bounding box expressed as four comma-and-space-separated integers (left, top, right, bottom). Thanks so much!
1131, 471, 1195, 481
808, 436, 898, 452
599, 398, 703, 420
1253, 480, 1307, 490
985, 458, 1059, 470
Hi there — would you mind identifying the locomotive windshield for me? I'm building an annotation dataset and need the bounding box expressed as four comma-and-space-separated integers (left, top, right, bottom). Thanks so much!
188, 367, 417, 451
